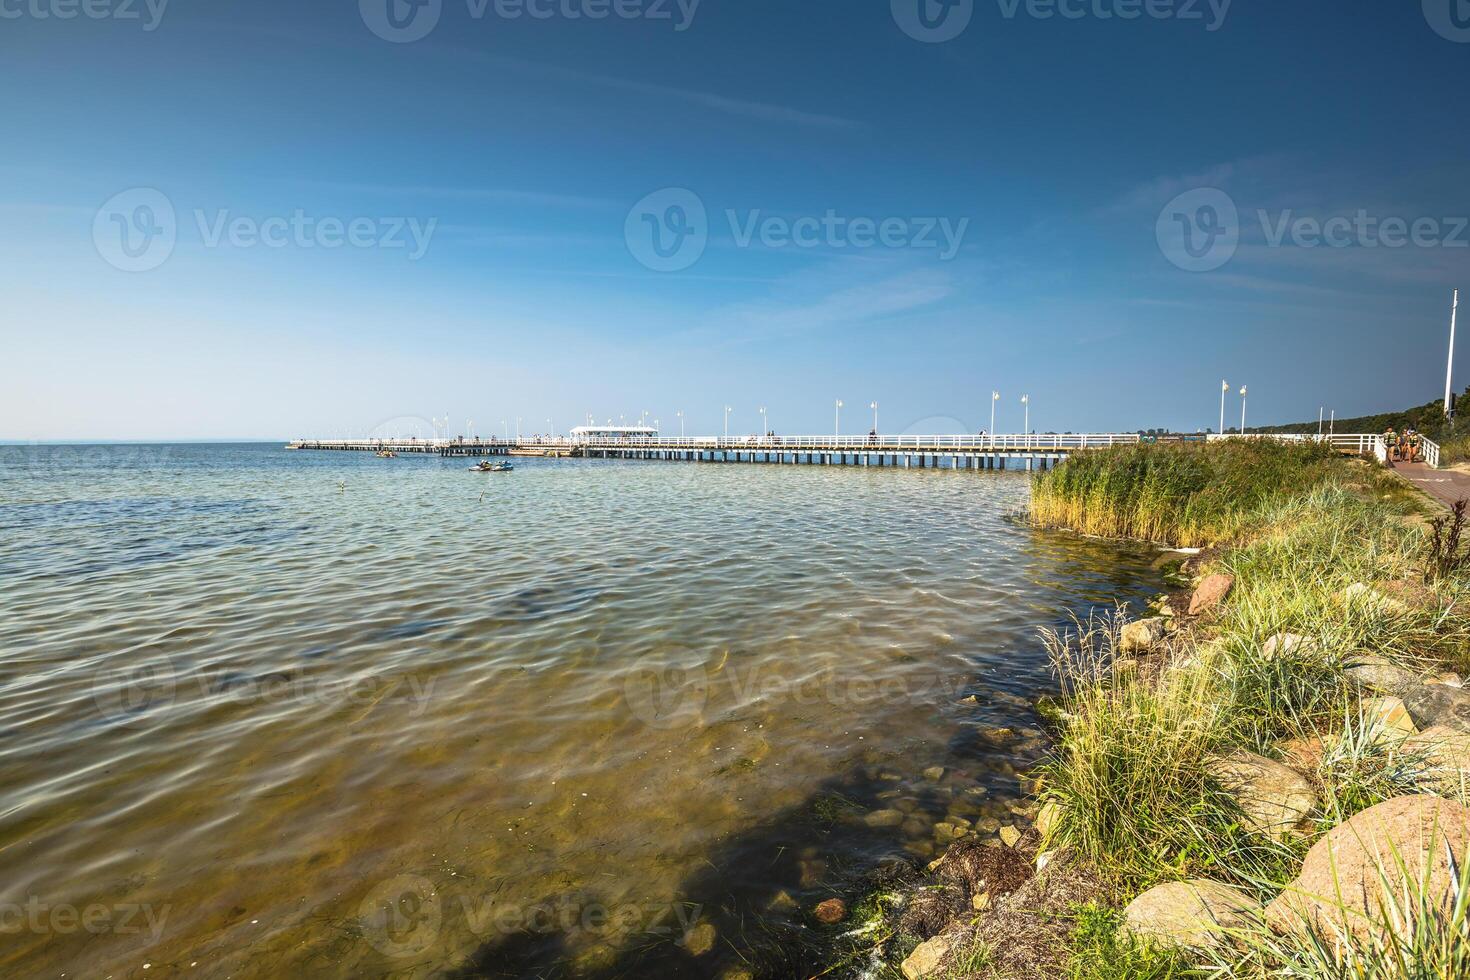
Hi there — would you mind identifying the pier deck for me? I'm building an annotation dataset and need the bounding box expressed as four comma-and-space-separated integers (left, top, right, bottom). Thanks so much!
284, 432, 1438, 473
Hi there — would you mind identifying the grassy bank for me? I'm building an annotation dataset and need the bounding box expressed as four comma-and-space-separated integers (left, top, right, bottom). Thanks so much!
862, 441, 1470, 980
1033, 443, 1470, 977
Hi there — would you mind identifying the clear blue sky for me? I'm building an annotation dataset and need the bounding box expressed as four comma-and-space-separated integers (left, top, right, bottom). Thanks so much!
3, 0, 1467, 440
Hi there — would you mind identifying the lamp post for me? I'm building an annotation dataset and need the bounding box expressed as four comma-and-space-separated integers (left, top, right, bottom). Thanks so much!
870, 401, 878, 434
990, 391, 999, 444
500, 420, 508, 441
468, 419, 474, 440
1220, 380, 1229, 435
1446, 289, 1460, 420
759, 406, 768, 441
1330, 410, 1335, 436
1021, 394, 1030, 446
723, 406, 731, 440
1239, 386, 1248, 434
677, 410, 684, 438
515, 416, 522, 441
834, 399, 843, 439
1318, 407, 1324, 439
547, 418, 554, 438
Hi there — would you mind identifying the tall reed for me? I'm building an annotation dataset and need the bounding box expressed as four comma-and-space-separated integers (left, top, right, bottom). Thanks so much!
1030, 440, 1341, 547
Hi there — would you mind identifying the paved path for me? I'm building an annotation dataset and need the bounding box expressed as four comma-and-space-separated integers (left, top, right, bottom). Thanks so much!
1393, 461, 1470, 508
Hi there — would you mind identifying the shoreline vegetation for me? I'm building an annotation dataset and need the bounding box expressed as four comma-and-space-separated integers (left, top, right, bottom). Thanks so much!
828, 440, 1470, 980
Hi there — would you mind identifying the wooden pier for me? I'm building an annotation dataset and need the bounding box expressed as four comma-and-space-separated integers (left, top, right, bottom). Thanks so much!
284, 431, 1442, 472
285, 434, 1148, 471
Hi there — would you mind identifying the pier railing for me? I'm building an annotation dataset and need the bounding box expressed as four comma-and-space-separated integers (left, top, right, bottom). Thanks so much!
1207, 432, 1442, 468
570, 433, 1142, 450
286, 432, 1443, 468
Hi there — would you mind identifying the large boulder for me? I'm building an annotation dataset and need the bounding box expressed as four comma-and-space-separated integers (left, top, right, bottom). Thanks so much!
1122, 879, 1261, 950
1265, 796, 1470, 943
1188, 574, 1235, 616
1208, 750, 1318, 838
1120, 617, 1170, 654
1401, 727, 1470, 796
1401, 681, 1470, 733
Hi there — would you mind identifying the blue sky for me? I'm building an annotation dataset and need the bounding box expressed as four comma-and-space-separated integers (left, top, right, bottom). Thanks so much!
2, 0, 1467, 440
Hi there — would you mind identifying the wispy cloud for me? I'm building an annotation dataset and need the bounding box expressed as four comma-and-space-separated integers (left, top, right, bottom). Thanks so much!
476, 54, 865, 132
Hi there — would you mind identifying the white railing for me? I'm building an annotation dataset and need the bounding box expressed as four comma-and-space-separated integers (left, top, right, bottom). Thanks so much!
285, 432, 1444, 469
1207, 432, 1451, 469
570, 433, 1143, 451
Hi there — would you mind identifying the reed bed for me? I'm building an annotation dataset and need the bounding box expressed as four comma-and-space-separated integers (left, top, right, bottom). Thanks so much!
1029, 440, 1342, 547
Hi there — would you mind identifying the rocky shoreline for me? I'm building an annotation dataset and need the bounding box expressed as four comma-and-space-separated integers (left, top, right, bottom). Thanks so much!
820, 447, 1470, 979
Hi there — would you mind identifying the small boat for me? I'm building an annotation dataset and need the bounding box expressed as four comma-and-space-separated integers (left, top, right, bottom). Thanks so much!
469, 461, 514, 472
375, 450, 398, 458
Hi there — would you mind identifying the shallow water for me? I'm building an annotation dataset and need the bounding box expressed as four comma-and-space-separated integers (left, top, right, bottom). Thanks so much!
0, 444, 1161, 978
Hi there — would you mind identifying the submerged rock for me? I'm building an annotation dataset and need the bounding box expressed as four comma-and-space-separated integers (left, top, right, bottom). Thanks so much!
865, 809, 905, 829
1123, 879, 1261, 949
1207, 750, 1317, 838
682, 922, 717, 957
813, 898, 846, 924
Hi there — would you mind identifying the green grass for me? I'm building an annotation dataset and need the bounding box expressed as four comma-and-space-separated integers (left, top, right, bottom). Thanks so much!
1030, 440, 1343, 547
1066, 902, 1192, 980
